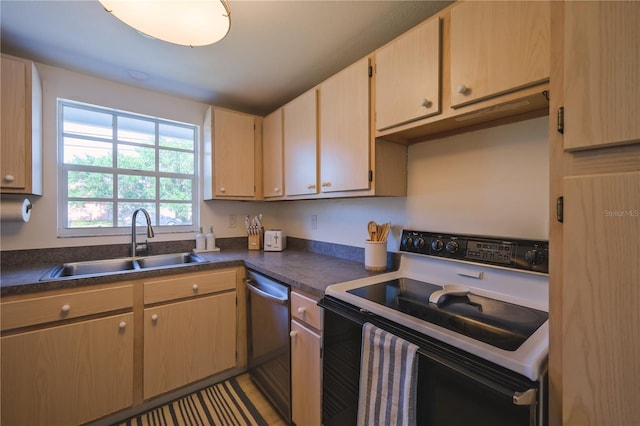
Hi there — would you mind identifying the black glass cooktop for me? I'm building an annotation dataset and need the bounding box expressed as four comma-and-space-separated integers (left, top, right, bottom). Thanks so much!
347, 278, 548, 351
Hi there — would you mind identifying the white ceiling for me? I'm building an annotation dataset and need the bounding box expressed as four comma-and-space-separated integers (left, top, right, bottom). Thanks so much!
1, 0, 451, 116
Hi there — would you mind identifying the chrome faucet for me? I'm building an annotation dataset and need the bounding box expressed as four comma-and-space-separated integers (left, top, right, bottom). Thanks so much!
131, 208, 155, 257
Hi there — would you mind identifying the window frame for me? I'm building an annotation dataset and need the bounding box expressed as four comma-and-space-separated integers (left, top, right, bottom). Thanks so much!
57, 99, 199, 237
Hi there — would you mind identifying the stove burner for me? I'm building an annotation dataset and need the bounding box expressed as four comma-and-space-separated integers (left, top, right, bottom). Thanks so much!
347, 278, 547, 351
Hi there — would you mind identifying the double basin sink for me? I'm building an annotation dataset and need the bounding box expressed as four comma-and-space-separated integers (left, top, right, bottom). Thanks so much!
41, 252, 207, 281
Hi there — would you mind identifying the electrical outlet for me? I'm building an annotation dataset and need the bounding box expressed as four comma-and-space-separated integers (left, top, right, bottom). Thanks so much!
228, 214, 237, 228
311, 214, 318, 230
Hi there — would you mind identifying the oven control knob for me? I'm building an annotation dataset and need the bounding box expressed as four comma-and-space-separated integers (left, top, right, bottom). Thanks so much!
431, 239, 444, 252
402, 236, 414, 249
445, 240, 459, 253
414, 237, 426, 249
525, 249, 546, 265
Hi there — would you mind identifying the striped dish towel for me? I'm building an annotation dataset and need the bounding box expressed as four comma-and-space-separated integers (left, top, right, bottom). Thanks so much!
357, 322, 419, 426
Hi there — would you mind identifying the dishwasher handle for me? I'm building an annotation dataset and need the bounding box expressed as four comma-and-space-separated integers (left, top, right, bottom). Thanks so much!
244, 278, 289, 305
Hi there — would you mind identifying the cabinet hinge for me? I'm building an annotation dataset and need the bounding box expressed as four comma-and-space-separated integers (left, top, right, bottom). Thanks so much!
557, 107, 564, 134
556, 196, 564, 223
368, 170, 373, 182
368, 65, 373, 78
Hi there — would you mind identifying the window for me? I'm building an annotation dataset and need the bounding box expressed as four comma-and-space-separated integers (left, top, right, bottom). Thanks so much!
58, 99, 198, 236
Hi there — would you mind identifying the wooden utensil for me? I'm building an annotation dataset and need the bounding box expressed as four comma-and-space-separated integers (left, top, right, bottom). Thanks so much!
379, 222, 391, 242
368, 221, 378, 241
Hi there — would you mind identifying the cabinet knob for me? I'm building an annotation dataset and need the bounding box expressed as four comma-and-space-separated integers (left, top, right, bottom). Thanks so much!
220, 187, 226, 193
61, 304, 71, 313
321, 182, 332, 188
421, 99, 432, 108
151, 314, 158, 321
289, 330, 298, 338
297, 307, 306, 314
192, 283, 199, 291
456, 84, 470, 95
274, 187, 281, 193
118, 321, 127, 329
4, 175, 15, 183
307, 184, 316, 190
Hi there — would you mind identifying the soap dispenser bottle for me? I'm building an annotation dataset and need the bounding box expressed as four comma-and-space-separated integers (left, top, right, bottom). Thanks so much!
195, 226, 205, 251
206, 226, 216, 250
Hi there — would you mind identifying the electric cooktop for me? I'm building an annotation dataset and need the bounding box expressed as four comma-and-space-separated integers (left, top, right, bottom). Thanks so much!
347, 277, 548, 351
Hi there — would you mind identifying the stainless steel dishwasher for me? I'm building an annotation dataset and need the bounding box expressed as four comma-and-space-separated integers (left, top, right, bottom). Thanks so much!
245, 269, 291, 424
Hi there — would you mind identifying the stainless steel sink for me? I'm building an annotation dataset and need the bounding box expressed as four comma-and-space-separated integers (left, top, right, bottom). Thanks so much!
41, 252, 207, 281
136, 252, 205, 269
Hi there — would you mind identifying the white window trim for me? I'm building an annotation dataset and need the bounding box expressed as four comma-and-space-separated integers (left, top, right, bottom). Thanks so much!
57, 99, 199, 237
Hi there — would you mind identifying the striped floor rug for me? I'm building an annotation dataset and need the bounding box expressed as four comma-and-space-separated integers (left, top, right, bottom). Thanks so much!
115, 377, 268, 426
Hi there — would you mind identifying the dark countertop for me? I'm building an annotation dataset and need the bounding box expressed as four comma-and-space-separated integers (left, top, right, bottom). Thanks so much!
1, 248, 387, 298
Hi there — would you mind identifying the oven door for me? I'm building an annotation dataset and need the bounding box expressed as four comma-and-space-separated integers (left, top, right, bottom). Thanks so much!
320, 296, 546, 426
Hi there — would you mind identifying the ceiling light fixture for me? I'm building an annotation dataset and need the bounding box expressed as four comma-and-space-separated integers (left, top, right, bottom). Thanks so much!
99, 0, 231, 47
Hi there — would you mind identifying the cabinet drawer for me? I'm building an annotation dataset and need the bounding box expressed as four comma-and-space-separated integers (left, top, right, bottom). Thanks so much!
291, 291, 323, 331
144, 269, 236, 305
1, 285, 133, 331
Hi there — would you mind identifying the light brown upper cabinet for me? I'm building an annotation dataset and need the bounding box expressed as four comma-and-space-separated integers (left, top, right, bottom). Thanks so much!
203, 107, 262, 200
262, 108, 284, 199
375, 16, 441, 131
284, 89, 318, 197
449, 1, 550, 109
1, 54, 42, 195
319, 57, 371, 193
562, 1, 640, 151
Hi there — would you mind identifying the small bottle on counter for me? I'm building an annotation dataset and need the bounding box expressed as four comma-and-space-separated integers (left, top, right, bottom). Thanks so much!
195, 227, 205, 251
206, 226, 216, 250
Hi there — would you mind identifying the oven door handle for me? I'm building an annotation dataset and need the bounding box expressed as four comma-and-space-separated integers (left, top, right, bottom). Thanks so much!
425, 348, 538, 406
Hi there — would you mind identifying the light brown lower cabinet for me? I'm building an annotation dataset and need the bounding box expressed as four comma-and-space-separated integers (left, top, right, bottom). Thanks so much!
143, 292, 237, 399
290, 291, 323, 426
1, 313, 134, 425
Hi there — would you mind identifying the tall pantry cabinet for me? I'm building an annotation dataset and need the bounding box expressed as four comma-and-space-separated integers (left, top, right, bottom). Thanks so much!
548, 2, 640, 425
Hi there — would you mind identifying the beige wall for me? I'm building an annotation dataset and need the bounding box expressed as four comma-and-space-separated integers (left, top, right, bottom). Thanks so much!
0, 62, 548, 252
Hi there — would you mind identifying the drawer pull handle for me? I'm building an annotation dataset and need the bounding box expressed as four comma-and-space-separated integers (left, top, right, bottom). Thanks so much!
297, 307, 306, 314
151, 314, 158, 321
118, 321, 127, 329
61, 304, 71, 313
192, 283, 199, 291
289, 330, 298, 338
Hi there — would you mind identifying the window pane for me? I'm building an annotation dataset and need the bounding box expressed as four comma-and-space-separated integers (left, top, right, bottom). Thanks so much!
68, 171, 113, 198
63, 106, 113, 139
117, 144, 155, 171
159, 123, 195, 150
118, 175, 156, 199
160, 203, 192, 226
64, 137, 113, 166
117, 203, 156, 227
159, 149, 194, 174
67, 201, 113, 227
160, 177, 192, 200
117, 116, 155, 145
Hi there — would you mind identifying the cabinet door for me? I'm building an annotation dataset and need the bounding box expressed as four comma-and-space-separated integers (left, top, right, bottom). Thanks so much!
1, 313, 134, 426
291, 320, 322, 426
562, 172, 639, 425
213, 109, 255, 197
563, 2, 640, 151
375, 17, 441, 131
1, 55, 29, 191
263, 108, 284, 198
450, 1, 549, 108
144, 292, 236, 399
284, 89, 318, 196
320, 57, 370, 193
